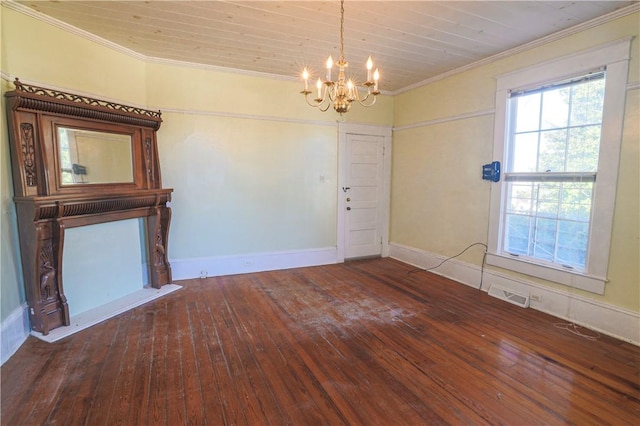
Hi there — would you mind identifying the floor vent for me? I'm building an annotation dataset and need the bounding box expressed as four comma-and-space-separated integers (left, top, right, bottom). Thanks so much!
487, 285, 530, 308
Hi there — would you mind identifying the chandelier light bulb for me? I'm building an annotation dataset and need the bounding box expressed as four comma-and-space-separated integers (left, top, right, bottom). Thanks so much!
326, 55, 334, 81
302, 68, 309, 91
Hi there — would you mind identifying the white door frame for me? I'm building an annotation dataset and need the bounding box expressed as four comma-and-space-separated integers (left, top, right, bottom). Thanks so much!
337, 123, 392, 262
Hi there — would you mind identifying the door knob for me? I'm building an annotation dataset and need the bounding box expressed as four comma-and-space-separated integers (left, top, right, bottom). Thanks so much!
346, 197, 351, 202
346, 207, 351, 211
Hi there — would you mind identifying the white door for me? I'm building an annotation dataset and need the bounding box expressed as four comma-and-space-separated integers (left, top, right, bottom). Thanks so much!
343, 133, 386, 259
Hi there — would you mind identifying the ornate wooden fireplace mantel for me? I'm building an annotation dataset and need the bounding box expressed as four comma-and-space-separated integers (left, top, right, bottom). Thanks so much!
5, 79, 173, 335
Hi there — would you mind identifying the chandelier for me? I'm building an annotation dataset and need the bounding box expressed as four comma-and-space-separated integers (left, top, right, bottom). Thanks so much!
300, 0, 380, 114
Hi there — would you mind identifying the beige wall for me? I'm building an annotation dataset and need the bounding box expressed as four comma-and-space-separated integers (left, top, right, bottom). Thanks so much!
391, 12, 640, 312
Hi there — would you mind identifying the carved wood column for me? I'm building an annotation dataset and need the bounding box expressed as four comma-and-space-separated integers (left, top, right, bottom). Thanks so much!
15, 202, 70, 335
147, 202, 173, 288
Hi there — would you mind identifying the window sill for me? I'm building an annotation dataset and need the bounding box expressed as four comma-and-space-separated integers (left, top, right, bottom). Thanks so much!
485, 253, 606, 295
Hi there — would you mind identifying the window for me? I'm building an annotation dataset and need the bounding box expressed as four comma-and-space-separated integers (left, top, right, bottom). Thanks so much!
487, 39, 631, 294
504, 72, 604, 271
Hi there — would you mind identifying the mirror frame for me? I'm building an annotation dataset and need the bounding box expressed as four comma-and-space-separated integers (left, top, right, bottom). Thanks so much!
5, 78, 173, 335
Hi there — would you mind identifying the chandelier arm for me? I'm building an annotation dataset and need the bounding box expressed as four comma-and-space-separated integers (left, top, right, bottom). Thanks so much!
356, 95, 378, 108
319, 102, 332, 112
303, 92, 328, 109
350, 86, 373, 103
326, 84, 336, 102
303, 96, 321, 108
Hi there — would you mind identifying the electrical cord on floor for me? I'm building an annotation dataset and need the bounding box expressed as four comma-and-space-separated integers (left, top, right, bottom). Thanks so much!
553, 322, 601, 341
408, 242, 488, 290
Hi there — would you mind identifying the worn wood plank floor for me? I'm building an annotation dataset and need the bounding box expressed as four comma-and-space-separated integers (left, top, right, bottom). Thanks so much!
2, 258, 639, 425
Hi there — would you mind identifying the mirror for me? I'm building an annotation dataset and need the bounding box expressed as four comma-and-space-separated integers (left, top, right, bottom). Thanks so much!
57, 127, 134, 184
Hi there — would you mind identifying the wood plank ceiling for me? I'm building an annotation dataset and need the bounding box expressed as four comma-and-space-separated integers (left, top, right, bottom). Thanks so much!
14, 1, 639, 92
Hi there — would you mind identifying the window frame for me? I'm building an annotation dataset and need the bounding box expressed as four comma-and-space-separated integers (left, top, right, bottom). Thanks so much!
487, 38, 631, 295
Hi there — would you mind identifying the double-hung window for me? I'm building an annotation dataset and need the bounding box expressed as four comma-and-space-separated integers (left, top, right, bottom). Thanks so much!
504, 72, 604, 271
487, 39, 631, 294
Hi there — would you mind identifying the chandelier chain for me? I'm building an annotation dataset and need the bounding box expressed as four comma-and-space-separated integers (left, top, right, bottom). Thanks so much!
340, 0, 345, 62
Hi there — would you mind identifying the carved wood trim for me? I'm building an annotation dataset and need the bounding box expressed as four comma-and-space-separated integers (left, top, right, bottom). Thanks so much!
19, 123, 37, 187
9, 78, 162, 130
145, 136, 154, 183
154, 226, 166, 267
39, 239, 57, 301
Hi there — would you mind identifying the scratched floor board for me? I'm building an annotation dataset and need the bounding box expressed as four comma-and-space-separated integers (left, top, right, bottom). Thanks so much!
2, 258, 639, 425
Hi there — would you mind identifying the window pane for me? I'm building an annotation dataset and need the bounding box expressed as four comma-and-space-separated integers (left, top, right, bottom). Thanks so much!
570, 79, 605, 126
533, 217, 556, 261
507, 182, 533, 213
538, 129, 567, 172
505, 213, 531, 255
556, 220, 589, 268
541, 87, 570, 130
566, 125, 600, 172
537, 184, 560, 219
514, 93, 540, 133
511, 133, 538, 172
559, 182, 593, 222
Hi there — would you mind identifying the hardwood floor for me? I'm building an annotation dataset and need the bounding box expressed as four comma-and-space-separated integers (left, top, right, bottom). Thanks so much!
2, 258, 639, 425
